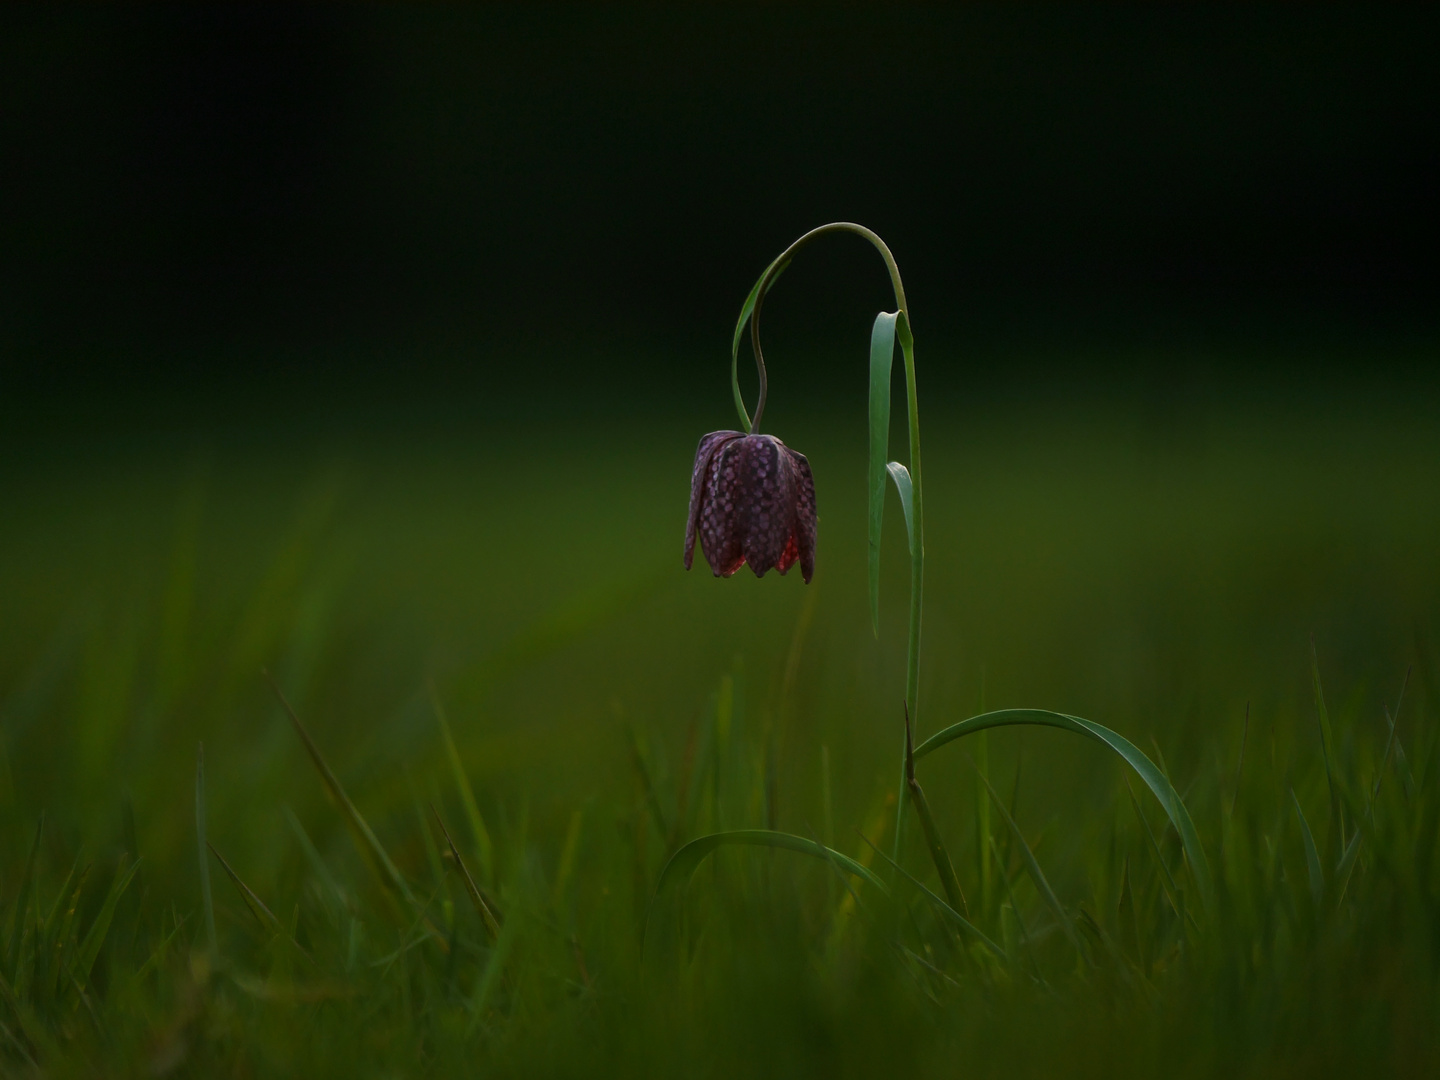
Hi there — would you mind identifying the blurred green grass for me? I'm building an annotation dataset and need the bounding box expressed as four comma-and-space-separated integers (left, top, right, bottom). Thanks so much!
0, 355, 1438, 1074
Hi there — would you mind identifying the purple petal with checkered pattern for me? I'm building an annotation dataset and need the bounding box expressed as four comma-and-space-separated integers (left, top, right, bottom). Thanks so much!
684, 432, 817, 584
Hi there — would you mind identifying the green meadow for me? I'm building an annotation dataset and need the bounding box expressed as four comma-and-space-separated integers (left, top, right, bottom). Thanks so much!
1, 348, 1438, 1076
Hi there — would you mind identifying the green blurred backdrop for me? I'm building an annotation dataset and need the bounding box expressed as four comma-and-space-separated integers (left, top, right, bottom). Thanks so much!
1, 5, 1438, 1074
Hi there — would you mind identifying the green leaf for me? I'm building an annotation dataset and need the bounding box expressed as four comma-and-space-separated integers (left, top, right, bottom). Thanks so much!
886, 462, 915, 559
730, 257, 790, 433
654, 829, 888, 900
913, 709, 1213, 910
868, 312, 899, 636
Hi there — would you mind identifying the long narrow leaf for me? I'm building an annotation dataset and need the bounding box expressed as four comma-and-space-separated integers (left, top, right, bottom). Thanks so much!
886, 462, 916, 559
914, 708, 1213, 909
868, 311, 899, 635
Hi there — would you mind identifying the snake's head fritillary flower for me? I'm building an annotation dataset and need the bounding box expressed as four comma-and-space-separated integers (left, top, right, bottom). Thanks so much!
684, 431, 816, 583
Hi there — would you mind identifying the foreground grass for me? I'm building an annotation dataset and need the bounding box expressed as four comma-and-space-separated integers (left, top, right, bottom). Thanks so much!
0, 376, 1438, 1076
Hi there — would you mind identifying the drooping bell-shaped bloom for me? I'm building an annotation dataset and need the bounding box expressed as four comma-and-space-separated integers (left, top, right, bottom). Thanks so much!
684, 431, 816, 583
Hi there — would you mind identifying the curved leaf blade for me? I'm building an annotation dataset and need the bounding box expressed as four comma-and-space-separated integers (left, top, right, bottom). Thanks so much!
913, 709, 1213, 909
868, 311, 900, 636
655, 829, 888, 899
886, 462, 915, 560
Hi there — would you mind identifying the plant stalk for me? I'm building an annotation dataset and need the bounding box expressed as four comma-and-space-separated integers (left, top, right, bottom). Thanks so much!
742, 222, 922, 865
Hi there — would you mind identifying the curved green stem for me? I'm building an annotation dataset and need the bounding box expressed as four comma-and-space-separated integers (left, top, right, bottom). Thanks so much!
747, 223, 909, 433
739, 223, 923, 865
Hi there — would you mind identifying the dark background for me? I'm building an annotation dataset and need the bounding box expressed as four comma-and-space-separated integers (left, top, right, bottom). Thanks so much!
2, 4, 1436, 420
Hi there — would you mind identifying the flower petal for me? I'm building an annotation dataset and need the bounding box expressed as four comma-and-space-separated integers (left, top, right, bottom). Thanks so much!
739, 435, 798, 578
699, 436, 748, 577
786, 446, 817, 584
685, 431, 742, 570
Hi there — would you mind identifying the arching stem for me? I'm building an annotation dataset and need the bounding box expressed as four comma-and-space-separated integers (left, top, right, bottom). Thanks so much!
741, 222, 924, 865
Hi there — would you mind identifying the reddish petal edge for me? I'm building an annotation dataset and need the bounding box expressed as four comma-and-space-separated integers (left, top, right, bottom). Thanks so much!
785, 446, 817, 584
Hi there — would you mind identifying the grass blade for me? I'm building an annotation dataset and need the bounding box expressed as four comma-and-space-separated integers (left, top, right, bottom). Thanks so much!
196, 746, 217, 956
914, 708, 1213, 910
1117, 855, 1144, 971
904, 704, 967, 917
430, 806, 501, 943
267, 673, 417, 912
467, 913, 517, 1035
430, 685, 495, 883
626, 724, 668, 841
859, 832, 1007, 962
1372, 669, 1410, 806
1336, 673, 1413, 901
207, 843, 282, 936
868, 311, 899, 636
552, 809, 584, 912
992, 836, 1046, 984
1125, 775, 1184, 922
977, 768, 1083, 958
654, 829, 888, 900
1310, 639, 1344, 860
8, 814, 43, 976
72, 855, 139, 992
282, 806, 347, 915
1291, 790, 1324, 911
1229, 702, 1250, 819
975, 728, 993, 917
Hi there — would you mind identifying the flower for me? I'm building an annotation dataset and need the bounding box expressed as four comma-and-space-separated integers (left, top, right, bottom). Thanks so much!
684, 431, 816, 583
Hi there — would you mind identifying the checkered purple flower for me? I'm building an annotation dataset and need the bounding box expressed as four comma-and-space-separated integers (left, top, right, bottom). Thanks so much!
684, 431, 816, 583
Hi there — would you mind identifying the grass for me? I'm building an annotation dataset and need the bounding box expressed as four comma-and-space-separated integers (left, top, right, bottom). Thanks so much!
0, 361, 1438, 1076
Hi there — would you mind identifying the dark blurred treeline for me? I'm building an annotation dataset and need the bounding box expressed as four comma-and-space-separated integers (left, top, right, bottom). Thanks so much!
1, 4, 1436, 415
